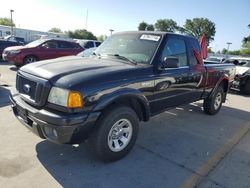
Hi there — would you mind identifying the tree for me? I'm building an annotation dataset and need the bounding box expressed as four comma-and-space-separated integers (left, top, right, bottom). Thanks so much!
67, 29, 97, 40
240, 24, 250, 55
48, 27, 62, 33
146, 24, 154, 31
240, 41, 250, 55
154, 19, 178, 32
183, 18, 216, 45
0, 17, 15, 27
138, 21, 148, 31
138, 21, 154, 31
221, 48, 227, 54
207, 47, 214, 53
97, 35, 106, 42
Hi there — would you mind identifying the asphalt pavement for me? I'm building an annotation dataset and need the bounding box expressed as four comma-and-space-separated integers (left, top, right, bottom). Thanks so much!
0, 61, 250, 188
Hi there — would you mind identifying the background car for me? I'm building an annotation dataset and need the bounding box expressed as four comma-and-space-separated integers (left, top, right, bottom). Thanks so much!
75, 39, 101, 49
2, 38, 83, 67
2, 35, 26, 45
205, 56, 226, 63
225, 57, 250, 94
0, 40, 23, 60
77, 47, 97, 57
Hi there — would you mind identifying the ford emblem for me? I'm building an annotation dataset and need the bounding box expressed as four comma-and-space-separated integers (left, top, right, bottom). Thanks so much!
23, 84, 31, 94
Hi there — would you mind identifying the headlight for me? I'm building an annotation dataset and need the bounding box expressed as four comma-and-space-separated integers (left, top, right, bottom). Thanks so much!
48, 87, 83, 108
10, 50, 21, 55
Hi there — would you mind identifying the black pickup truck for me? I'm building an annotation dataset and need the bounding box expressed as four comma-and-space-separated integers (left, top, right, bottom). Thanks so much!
10, 31, 235, 161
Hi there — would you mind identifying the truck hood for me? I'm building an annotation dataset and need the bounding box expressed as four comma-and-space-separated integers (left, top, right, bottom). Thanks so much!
235, 66, 249, 75
20, 56, 138, 87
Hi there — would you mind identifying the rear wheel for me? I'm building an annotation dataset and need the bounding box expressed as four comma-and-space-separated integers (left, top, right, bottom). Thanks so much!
24, 56, 38, 65
89, 105, 139, 162
203, 86, 224, 115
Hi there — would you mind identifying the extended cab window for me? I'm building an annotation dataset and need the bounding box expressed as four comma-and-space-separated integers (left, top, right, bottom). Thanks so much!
161, 38, 187, 67
189, 38, 201, 65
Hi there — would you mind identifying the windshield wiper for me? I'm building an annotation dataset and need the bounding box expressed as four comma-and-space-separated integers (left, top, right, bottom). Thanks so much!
108, 54, 137, 65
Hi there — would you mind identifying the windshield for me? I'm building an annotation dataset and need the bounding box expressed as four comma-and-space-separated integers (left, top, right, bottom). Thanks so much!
95, 33, 161, 64
25, 39, 45, 47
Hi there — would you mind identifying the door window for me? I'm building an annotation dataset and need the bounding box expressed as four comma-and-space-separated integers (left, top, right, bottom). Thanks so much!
43, 41, 58, 49
161, 38, 187, 67
58, 41, 75, 49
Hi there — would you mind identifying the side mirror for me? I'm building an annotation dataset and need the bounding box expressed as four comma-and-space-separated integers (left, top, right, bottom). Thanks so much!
162, 56, 179, 68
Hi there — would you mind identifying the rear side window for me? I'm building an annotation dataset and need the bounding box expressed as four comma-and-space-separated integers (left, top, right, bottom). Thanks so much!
95, 42, 101, 47
189, 38, 201, 65
58, 41, 75, 49
161, 37, 188, 67
85, 41, 94, 48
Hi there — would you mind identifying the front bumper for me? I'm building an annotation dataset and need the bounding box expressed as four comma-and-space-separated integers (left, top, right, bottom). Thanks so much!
10, 92, 100, 144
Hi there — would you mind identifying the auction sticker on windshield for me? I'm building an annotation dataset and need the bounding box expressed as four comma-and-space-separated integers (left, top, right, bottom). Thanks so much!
140, 34, 161, 42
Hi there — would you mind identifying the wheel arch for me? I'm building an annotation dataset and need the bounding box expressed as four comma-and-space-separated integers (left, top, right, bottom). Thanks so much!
209, 77, 229, 102
23, 54, 39, 64
93, 89, 150, 122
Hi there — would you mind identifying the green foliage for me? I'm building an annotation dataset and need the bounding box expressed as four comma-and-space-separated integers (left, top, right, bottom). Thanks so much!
138, 21, 154, 31
97, 35, 106, 42
221, 48, 227, 54
154, 19, 178, 32
67, 29, 97, 40
0, 17, 15, 27
207, 47, 213, 53
241, 41, 250, 55
183, 18, 215, 45
48, 27, 63, 33
240, 25, 250, 55
229, 50, 241, 55
138, 21, 148, 31
146, 24, 154, 31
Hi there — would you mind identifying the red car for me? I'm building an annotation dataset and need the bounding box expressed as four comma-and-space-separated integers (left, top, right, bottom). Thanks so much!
2, 39, 83, 67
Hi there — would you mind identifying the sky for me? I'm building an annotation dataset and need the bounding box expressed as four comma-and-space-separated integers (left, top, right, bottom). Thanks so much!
0, 0, 249, 51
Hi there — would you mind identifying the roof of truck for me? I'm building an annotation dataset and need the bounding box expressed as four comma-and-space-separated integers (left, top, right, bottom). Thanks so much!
115, 31, 197, 40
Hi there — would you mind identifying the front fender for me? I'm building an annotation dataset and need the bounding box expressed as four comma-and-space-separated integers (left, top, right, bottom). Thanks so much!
92, 88, 150, 121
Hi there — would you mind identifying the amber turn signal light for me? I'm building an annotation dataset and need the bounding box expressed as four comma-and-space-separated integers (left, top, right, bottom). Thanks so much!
67, 91, 83, 108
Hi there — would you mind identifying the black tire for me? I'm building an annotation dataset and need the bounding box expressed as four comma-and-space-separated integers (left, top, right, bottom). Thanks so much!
203, 86, 224, 115
14, 63, 22, 68
243, 80, 250, 95
89, 105, 139, 162
24, 55, 38, 65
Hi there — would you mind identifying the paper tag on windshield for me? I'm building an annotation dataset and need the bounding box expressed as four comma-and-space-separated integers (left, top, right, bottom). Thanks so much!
140, 34, 160, 41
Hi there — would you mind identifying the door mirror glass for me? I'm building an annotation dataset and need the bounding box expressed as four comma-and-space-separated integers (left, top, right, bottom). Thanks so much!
162, 56, 179, 68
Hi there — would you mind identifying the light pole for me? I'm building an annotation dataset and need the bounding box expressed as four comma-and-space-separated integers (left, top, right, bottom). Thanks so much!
226, 42, 232, 57
109, 29, 114, 35
10, 9, 14, 35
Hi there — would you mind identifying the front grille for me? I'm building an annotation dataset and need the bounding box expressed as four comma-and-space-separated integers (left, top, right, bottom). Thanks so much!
16, 72, 51, 107
17, 76, 37, 100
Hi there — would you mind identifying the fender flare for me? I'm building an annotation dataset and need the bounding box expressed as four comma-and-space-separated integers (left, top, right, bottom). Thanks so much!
210, 76, 229, 102
93, 88, 150, 121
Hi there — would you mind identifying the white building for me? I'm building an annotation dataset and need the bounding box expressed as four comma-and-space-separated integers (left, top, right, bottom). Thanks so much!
0, 25, 68, 43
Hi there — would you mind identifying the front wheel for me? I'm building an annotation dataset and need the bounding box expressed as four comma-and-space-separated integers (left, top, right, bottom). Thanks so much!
24, 56, 38, 65
89, 105, 139, 162
203, 86, 224, 115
